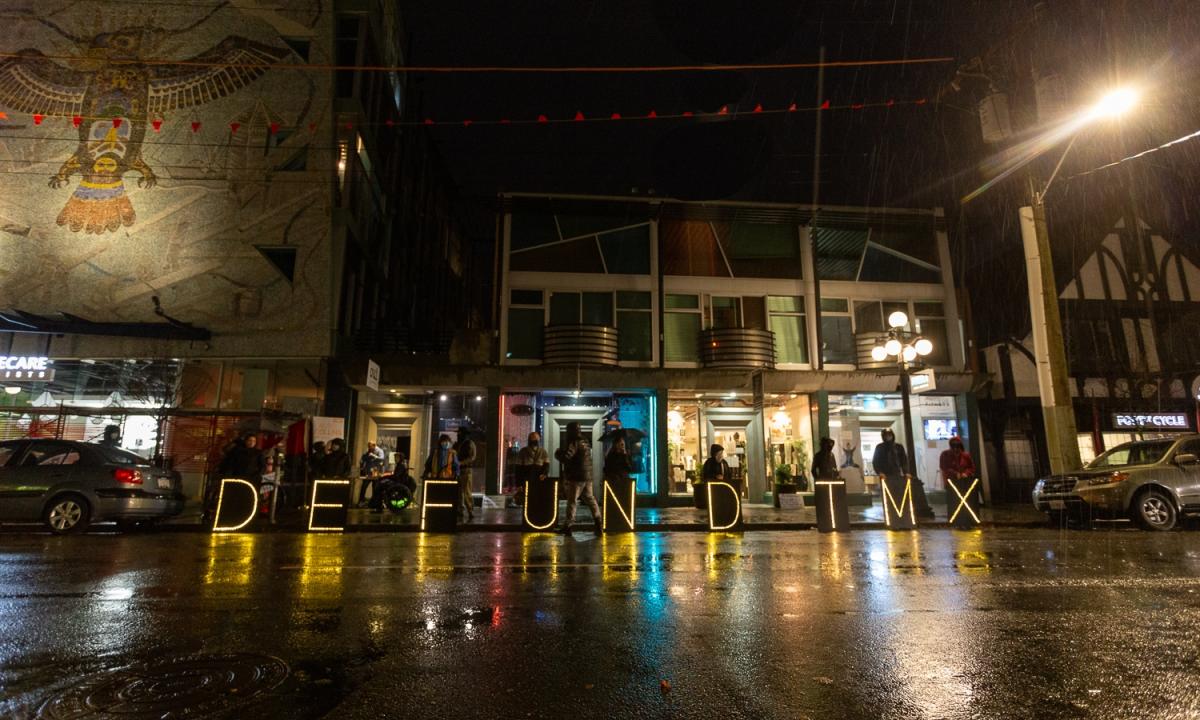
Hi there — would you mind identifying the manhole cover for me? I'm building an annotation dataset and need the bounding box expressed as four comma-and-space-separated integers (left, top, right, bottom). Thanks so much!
36, 653, 289, 719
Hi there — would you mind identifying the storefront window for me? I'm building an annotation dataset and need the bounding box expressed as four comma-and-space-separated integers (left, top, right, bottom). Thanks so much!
766, 394, 814, 483
499, 389, 657, 495
828, 393, 961, 493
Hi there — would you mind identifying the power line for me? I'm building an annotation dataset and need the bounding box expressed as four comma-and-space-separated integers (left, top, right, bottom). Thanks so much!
0, 51, 955, 74
1067, 128, 1200, 180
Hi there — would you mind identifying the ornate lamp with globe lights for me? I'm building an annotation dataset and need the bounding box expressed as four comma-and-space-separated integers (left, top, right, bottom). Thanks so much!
869, 311, 936, 519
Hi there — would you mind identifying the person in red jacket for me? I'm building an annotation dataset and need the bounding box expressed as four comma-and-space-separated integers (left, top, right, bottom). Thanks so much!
939, 436, 977, 482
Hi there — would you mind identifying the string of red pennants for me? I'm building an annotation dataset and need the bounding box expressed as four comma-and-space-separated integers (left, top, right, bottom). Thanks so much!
0, 96, 928, 134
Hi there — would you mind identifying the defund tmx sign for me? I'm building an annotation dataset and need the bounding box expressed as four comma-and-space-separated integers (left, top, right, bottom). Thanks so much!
1111, 413, 1189, 430
0, 356, 54, 382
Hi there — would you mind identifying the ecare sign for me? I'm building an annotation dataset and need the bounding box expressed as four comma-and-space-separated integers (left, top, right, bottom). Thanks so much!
0, 356, 54, 381
1112, 412, 1189, 430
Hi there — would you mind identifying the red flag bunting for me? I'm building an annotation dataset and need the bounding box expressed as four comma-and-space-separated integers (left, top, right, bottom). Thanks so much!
191, 121, 202, 133
0, 111, 8, 120
851, 103, 865, 110
574, 111, 584, 121
151, 119, 162, 131
113, 117, 123, 128
463, 119, 472, 127
682, 111, 693, 117
787, 103, 798, 112
269, 122, 280, 134
647, 110, 657, 118
753, 103, 763, 113
914, 98, 927, 105
610, 112, 621, 120
718, 105, 729, 115
72, 115, 82, 127
819, 100, 830, 110
385, 119, 394, 127
537, 114, 548, 123
424, 118, 434, 125
886, 99, 895, 107
500, 118, 511, 124
229, 122, 240, 133
33, 114, 43, 125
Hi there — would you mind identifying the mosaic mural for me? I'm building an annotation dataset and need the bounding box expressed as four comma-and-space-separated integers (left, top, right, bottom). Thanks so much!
0, 2, 332, 357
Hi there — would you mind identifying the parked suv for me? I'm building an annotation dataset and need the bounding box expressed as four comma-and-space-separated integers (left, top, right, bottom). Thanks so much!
1032, 434, 1200, 530
0, 439, 184, 534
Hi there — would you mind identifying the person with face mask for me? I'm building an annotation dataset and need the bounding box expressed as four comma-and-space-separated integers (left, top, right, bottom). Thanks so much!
554, 421, 601, 536
939, 436, 976, 482
423, 433, 460, 483
516, 431, 550, 484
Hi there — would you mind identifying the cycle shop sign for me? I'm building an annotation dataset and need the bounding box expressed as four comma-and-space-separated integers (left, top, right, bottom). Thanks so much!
0, 356, 54, 382
1111, 412, 1190, 430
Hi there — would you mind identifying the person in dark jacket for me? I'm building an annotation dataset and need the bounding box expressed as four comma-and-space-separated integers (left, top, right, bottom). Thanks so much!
555, 421, 600, 536
321, 438, 352, 479
218, 434, 266, 481
308, 441, 326, 478
604, 433, 634, 482
701, 444, 731, 485
812, 437, 839, 480
871, 429, 907, 482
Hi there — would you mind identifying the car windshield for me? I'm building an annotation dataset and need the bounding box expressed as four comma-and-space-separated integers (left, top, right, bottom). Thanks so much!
93, 444, 150, 467
1085, 440, 1174, 469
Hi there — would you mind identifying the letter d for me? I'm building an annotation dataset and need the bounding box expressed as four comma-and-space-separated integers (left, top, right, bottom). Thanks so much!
213, 478, 257, 532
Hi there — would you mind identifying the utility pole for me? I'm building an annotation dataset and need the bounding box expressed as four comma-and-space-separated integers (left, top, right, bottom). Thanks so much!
1020, 179, 1082, 475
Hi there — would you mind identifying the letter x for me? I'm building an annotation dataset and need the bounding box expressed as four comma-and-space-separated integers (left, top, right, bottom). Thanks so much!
948, 478, 981, 524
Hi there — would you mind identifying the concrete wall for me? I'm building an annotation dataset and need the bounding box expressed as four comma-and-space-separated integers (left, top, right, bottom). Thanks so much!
0, 2, 334, 360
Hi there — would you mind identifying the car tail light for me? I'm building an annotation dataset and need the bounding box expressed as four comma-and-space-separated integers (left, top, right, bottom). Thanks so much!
113, 467, 143, 485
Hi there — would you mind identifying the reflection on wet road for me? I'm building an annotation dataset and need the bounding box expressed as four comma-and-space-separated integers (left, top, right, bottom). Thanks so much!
2, 529, 1200, 719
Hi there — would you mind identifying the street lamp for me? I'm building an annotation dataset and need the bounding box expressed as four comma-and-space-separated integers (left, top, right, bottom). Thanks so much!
871, 311, 936, 518
1021, 85, 1139, 475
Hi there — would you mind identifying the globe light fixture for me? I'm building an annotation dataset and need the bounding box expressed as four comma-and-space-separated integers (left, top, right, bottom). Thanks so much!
902, 345, 918, 363
871, 345, 888, 362
884, 338, 902, 356
887, 310, 909, 329
914, 337, 933, 356
4, 386, 20, 395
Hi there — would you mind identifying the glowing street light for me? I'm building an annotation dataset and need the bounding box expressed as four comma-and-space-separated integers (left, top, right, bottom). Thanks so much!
884, 338, 902, 356
1083, 86, 1139, 122
914, 337, 933, 356
887, 310, 909, 329
871, 345, 888, 362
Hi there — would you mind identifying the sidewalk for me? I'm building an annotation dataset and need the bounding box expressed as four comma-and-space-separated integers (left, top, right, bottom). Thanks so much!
166, 500, 1049, 532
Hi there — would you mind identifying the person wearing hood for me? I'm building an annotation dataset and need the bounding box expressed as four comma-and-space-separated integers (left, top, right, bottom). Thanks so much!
516, 431, 550, 484
939, 436, 977, 482
872, 428, 934, 518
554, 421, 601, 536
812, 437, 839, 481
423, 433, 460, 480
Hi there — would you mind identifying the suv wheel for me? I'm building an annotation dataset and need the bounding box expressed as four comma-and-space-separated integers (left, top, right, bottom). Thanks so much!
1134, 489, 1177, 531
45, 494, 92, 535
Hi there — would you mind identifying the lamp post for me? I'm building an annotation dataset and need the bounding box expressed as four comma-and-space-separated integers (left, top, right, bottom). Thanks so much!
1020, 86, 1139, 475
871, 311, 936, 518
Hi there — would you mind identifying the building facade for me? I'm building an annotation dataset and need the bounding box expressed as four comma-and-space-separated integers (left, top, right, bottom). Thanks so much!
981, 214, 1200, 501
353, 194, 984, 508
0, 1, 474, 499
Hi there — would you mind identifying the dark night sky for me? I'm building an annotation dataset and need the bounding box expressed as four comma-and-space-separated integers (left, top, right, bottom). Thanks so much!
400, 0, 1200, 345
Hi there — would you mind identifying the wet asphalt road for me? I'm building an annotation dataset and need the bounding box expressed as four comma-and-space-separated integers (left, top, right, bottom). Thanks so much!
2, 528, 1200, 720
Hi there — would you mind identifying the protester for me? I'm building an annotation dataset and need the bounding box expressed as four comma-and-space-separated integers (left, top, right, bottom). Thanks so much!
812, 437, 839, 480
516, 431, 550, 484
554, 422, 601, 536
321, 438, 352, 479
455, 427, 478, 522
939, 436, 977, 482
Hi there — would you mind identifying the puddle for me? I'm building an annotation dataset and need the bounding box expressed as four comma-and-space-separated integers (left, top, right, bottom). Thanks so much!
36, 653, 288, 719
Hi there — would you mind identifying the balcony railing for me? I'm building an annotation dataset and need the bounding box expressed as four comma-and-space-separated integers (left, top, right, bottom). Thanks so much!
699, 328, 775, 369
543, 325, 620, 366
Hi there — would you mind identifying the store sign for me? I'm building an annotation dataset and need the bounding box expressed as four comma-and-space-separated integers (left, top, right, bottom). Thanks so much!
366, 359, 380, 391
1112, 413, 1189, 430
0, 356, 54, 381
909, 368, 936, 394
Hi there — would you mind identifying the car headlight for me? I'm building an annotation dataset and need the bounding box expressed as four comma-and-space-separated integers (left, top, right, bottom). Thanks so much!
1081, 472, 1128, 487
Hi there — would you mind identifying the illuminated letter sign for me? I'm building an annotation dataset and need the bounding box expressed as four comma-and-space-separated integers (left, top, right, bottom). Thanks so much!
522, 480, 559, 531
946, 476, 982, 528
0, 356, 54, 382
814, 480, 851, 533
602, 479, 636, 533
212, 478, 258, 532
1111, 412, 1189, 430
881, 476, 917, 530
706, 482, 742, 531
308, 479, 350, 532
420, 479, 459, 532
